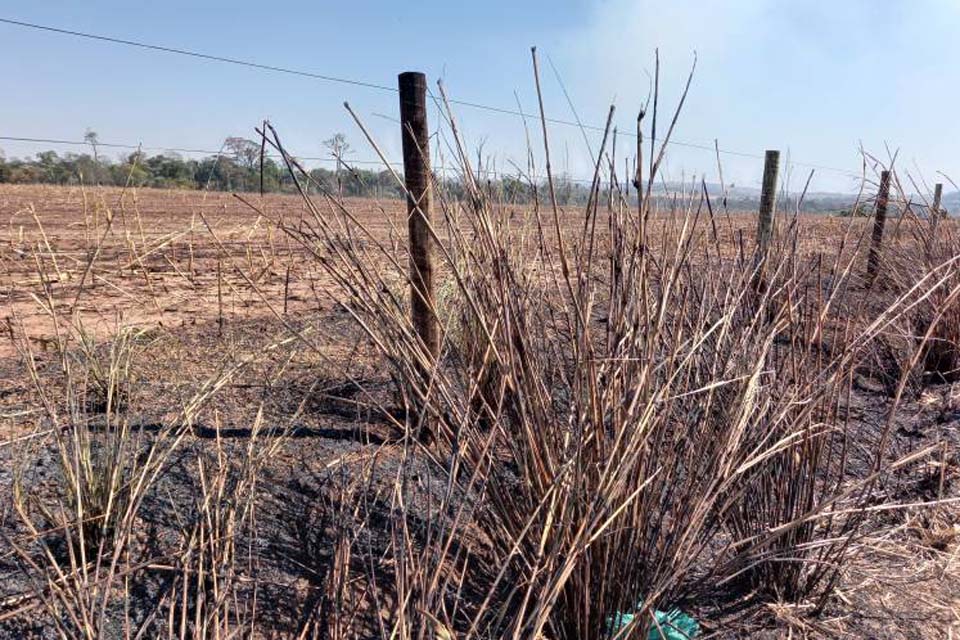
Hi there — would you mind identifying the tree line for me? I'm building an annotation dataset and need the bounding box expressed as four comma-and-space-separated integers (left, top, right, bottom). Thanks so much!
0, 134, 409, 198
5, 132, 863, 212
0, 132, 603, 204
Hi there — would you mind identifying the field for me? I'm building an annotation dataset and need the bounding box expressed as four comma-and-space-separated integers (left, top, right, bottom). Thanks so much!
0, 185, 407, 359
0, 182, 958, 638
0, 183, 869, 361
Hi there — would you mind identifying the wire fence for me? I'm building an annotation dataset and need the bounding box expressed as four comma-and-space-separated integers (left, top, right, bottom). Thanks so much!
0, 15, 878, 186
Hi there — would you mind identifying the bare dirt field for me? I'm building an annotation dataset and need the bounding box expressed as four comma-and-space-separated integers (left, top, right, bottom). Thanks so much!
0, 183, 873, 362
0, 183, 958, 638
0, 185, 410, 359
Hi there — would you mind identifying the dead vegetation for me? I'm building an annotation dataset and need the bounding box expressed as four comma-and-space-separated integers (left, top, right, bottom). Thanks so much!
0, 67, 959, 639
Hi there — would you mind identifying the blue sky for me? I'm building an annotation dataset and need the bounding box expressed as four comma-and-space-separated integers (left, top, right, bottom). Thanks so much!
0, 0, 958, 193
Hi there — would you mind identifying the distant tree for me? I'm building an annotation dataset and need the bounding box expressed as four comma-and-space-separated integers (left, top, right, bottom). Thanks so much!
9, 164, 45, 184
323, 133, 351, 171
222, 137, 262, 190
141, 153, 196, 189
111, 152, 149, 187
35, 151, 71, 185
224, 137, 260, 170
502, 175, 527, 202
84, 129, 104, 185
70, 153, 103, 185
84, 129, 100, 163
323, 133, 352, 198
555, 174, 574, 205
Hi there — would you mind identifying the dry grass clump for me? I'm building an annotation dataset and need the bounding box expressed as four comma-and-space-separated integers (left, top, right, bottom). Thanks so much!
4, 314, 287, 637
849, 181, 960, 397
7, 323, 174, 637
916, 221, 960, 385
251, 58, 956, 637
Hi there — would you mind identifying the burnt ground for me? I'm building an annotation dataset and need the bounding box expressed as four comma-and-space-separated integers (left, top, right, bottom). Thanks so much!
0, 307, 466, 638
0, 306, 957, 638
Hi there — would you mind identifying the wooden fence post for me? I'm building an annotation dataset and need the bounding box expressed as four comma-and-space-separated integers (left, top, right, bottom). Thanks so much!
757, 150, 780, 257
927, 182, 943, 262
867, 170, 891, 279
932, 183, 943, 218
398, 71, 438, 438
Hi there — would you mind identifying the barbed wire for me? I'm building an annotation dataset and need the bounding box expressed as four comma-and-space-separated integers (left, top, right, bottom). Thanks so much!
0, 16, 868, 180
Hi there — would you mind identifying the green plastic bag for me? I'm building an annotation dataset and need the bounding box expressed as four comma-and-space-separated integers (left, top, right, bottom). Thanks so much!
606, 602, 699, 639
